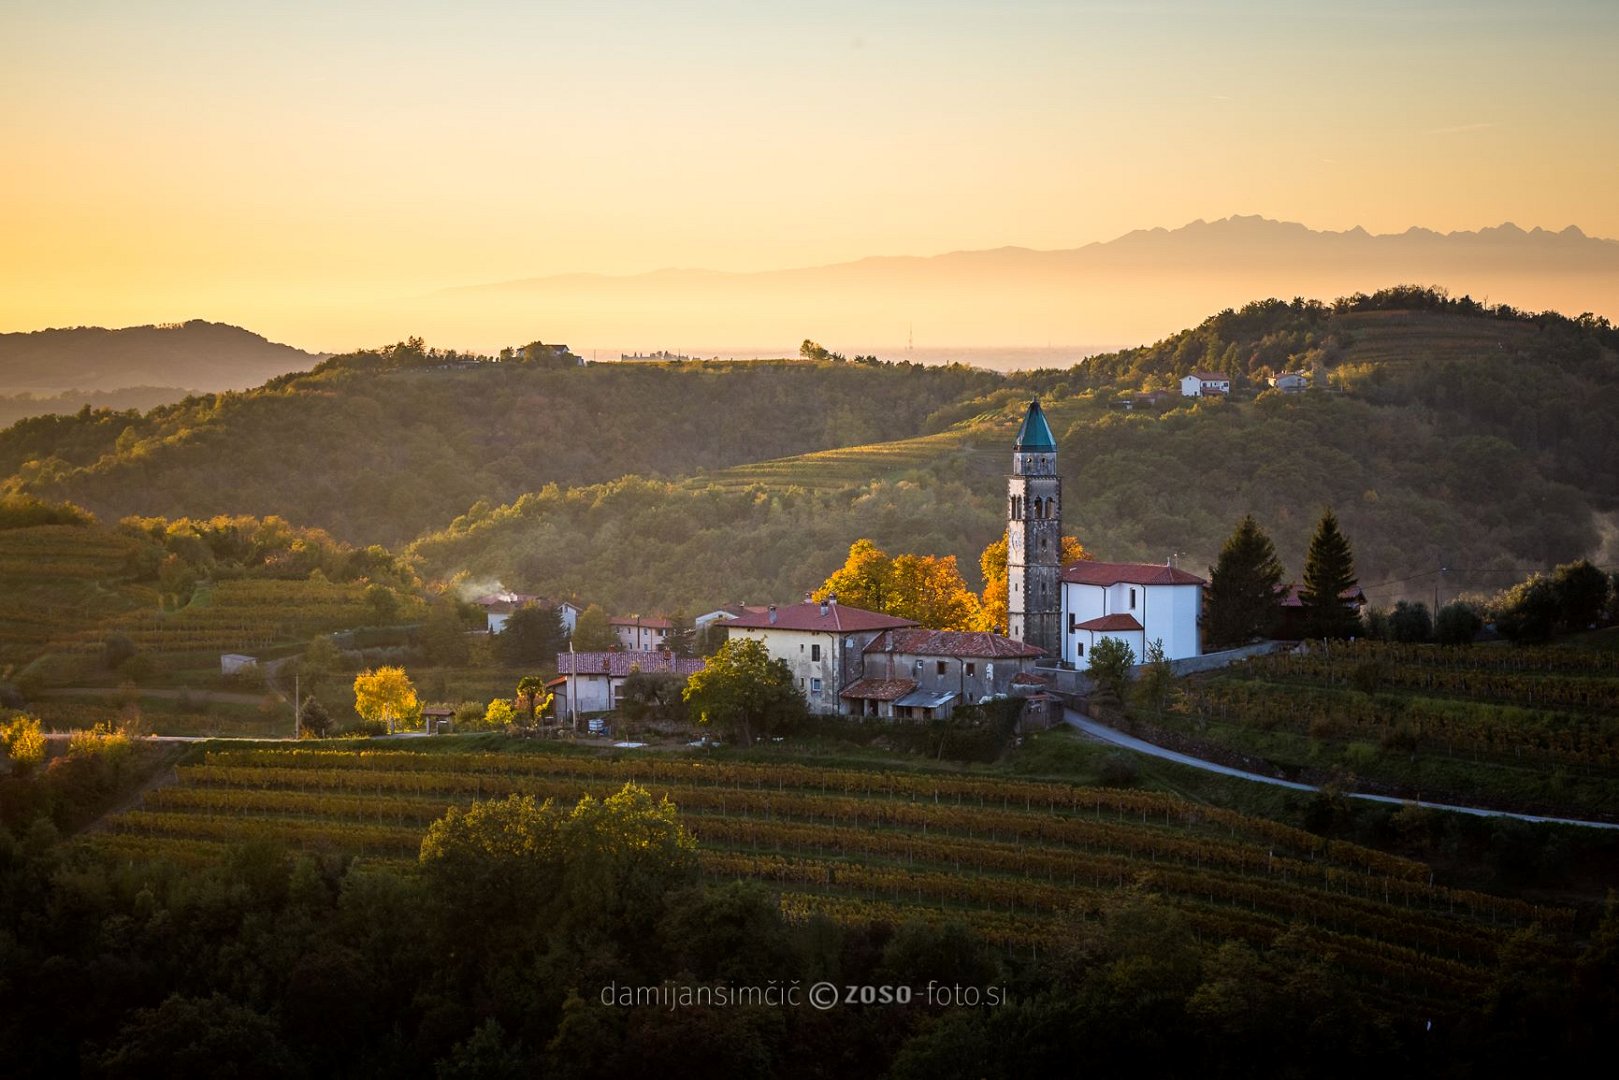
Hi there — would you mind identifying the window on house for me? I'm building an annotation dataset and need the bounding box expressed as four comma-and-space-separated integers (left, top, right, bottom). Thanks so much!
914, 658, 923, 672
1076, 642, 1085, 657
811, 643, 821, 661
810, 677, 822, 693
1130, 588, 1137, 609
966, 662, 976, 677
936, 661, 947, 676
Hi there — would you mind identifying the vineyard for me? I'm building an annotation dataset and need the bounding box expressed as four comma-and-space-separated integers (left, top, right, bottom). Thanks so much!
1159, 641, 1619, 817
88, 745, 1572, 1006
0, 524, 157, 668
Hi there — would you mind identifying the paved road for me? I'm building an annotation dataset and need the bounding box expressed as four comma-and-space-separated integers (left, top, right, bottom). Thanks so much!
1065, 709, 1619, 832
37, 687, 274, 707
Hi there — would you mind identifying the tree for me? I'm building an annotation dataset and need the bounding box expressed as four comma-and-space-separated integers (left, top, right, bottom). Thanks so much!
1, 714, 45, 774
1552, 559, 1610, 631
978, 534, 1089, 634
481, 698, 518, 730
618, 671, 688, 726
364, 583, 400, 624
420, 596, 471, 666
681, 638, 805, 747
1387, 600, 1433, 643
301, 634, 342, 690
516, 674, 550, 723
352, 666, 420, 734
1493, 574, 1560, 643
1435, 600, 1484, 645
816, 539, 985, 630
1203, 515, 1284, 647
1298, 509, 1359, 639
497, 603, 568, 666
1087, 637, 1135, 703
1132, 638, 1173, 718
297, 695, 332, 738
572, 604, 617, 651
664, 611, 696, 658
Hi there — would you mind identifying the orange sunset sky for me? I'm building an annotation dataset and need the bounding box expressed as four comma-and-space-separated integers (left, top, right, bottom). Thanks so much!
2, 1, 1617, 353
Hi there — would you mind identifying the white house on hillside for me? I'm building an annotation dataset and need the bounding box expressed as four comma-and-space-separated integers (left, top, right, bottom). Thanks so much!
611, 615, 672, 651
1180, 372, 1231, 397
475, 592, 579, 635
553, 649, 704, 719
1060, 561, 1204, 664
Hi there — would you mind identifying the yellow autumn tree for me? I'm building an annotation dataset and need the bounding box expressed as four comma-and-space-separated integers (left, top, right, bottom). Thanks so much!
814, 539, 983, 630
978, 534, 1091, 634
353, 666, 421, 734
1, 714, 46, 774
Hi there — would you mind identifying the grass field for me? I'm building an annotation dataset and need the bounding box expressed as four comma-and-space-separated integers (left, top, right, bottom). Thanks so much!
86, 736, 1577, 1012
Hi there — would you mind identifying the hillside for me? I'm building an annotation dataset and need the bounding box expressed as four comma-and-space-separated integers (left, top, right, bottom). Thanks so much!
0, 344, 1000, 545
0, 320, 321, 394
410, 293, 1619, 612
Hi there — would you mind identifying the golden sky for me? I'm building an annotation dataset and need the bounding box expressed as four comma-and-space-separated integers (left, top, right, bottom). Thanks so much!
2, 1, 1617, 352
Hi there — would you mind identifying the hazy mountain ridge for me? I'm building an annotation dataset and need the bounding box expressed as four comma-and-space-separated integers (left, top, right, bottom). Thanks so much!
413, 217, 1619, 350
0, 319, 324, 395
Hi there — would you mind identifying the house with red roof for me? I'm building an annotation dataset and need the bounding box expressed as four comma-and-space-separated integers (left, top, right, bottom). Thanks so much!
1179, 371, 1231, 397
1060, 560, 1205, 665
474, 591, 580, 635
846, 628, 1045, 719
611, 614, 673, 651
554, 649, 705, 719
722, 595, 917, 714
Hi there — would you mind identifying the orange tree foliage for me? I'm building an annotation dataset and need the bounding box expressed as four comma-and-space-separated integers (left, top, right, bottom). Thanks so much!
977, 534, 1090, 633
814, 539, 982, 630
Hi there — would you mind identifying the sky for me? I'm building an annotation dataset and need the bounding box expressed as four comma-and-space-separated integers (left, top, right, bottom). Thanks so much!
2, 0, 1617, 351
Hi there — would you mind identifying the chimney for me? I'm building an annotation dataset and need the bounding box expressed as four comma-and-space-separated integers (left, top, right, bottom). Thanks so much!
768, 605, 777, 624
804, 591, 813, 603
828, 593, 837, 608
819, 598, 829, 617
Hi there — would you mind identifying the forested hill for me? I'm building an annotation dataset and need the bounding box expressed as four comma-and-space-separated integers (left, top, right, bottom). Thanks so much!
0, 343, 1000, 545
408, 291, 1619, 613
0, 320, 321, 394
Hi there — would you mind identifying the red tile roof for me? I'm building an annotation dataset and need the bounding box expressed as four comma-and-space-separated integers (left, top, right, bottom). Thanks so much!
1061, 561, 1206, 587
556, 650, 705, 677
863, 628, 1044, 659
839, 677, 918, 701
1010, 672, 1053, 686
1074, 614, 1145, 632
725, 600, 917, 634
1188, 371, 1229, 382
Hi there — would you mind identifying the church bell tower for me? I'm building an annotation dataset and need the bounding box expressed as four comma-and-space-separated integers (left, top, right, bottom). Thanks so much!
1007, 399, 1061, 656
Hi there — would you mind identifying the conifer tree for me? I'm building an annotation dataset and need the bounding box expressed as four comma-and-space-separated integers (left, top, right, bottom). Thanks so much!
1204, 514, 1285, 647
1299, 508, 1360, 639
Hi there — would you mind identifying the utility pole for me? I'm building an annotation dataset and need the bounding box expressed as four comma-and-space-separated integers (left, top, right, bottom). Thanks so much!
293, 672, 300, 740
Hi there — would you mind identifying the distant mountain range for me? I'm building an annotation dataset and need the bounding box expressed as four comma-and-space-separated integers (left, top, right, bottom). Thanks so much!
416, 216, 1619, 352
0, 320, 324, 396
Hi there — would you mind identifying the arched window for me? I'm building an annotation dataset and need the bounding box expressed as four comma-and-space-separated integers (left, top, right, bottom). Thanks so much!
1033, 497, 1043, 518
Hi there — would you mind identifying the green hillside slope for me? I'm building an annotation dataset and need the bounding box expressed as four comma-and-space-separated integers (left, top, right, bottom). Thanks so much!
0, 344, 999, 545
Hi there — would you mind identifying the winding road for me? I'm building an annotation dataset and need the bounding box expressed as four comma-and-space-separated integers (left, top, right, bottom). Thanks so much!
1065, 709, 1619, 832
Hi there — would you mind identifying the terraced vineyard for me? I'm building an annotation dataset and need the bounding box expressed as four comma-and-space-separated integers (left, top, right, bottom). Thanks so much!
90, 746, 1570, 1005
0, 524, 157, 668
1336, 310, 1544, 366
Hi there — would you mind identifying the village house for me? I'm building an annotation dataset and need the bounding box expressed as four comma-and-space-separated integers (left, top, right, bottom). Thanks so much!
1179, 371, 1232, 397
722, 596, 916, 714
842, 629, 1045, 719
474, 592, 580, 636
611, 614, 673, 651
1059, 561, 1206, 664
693, 602, 770, 629
1273, 584, 1369, 640
553, 649, 705, 720
1269, 371, 1309, 392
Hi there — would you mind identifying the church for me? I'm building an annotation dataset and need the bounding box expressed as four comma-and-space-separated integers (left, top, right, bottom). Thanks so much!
1006, 400, 1205, 665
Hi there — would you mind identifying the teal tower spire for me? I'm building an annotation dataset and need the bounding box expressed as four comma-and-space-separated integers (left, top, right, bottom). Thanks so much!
1007, 399, 1061, 655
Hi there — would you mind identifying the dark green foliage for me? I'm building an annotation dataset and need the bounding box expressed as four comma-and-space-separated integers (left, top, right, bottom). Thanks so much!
1493, 574, 1561, 643
1204, 515, 1285, 647
495, 603, 568, 667
1435, 600, 1484, 645
4, 353, 998, 545
297, 695, 332, 738
421, 597, 473, 666
682, 639, 806, 747
617, 671, 689, 727
1087, 637, 1136, 702
1299, 509, 1359, 639
1386, 600, 1432, 643
92, 993, 303, 1080
1554, 559, 1611, 631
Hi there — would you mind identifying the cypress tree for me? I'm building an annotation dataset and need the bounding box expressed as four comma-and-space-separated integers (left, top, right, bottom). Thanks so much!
1205, 514, 1285, 647
1299, 508, 1360, 639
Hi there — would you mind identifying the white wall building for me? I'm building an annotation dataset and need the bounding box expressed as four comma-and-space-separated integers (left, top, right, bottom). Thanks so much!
476, 593, 579, 635
723, 598, 916, 714
554, 649, 704, 719
611, 615, 672, 651
1180, 372, 1231, 397
1059, 561, 1205, 665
